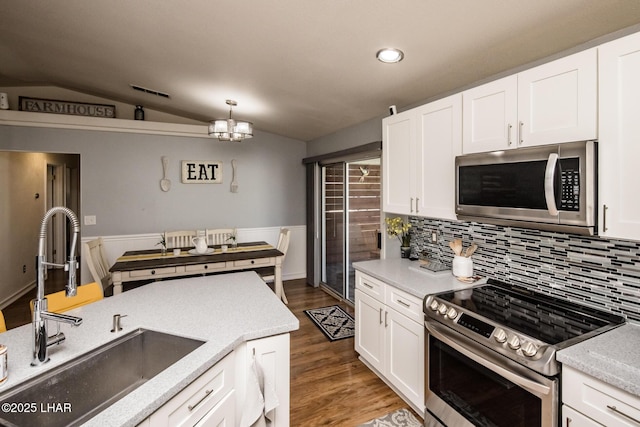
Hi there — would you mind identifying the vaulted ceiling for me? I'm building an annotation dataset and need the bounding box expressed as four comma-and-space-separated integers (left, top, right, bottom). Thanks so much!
2, 0, 640, 141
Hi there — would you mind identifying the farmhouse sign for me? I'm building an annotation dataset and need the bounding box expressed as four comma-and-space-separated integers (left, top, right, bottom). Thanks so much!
181, 161, 222, 184
19, 97, 116, 118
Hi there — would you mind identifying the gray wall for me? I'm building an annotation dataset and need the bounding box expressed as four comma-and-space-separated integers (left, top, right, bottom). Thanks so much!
0, 125, 306, 304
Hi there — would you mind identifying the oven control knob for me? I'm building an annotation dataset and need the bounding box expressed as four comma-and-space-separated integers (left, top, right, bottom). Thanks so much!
429, 300, 440, 311
437, 303, 448, 315
522, 342, 538, 357
507, 335, 521, 350
446, 307, 458, 319
494, 328, 507, 343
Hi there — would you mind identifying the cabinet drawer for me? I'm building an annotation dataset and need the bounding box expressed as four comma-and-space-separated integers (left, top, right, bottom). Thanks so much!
233, 257, 272, 268
129, 266, 176, 278
355, 271, 385, 302
563, 366, 640, 427
385, 286, 422, 324
149, 351, 235, 427
185, 262, 227, 273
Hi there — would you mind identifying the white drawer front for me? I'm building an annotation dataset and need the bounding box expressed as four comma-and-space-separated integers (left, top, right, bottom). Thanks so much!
385, 286, 422, 324
355, 271, 385, 302
130, 266, 176, 278
185, 262, 227, 273
233, 257, 272, 268
563, 366, 640, 427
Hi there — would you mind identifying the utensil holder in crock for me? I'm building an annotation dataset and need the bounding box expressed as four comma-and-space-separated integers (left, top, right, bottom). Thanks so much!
452, 255, 473, 277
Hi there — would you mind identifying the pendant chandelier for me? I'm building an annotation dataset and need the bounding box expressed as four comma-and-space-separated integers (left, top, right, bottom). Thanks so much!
208, 100, 253, 142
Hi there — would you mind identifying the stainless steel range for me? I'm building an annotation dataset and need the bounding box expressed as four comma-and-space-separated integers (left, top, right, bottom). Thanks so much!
423, 278, 625, 427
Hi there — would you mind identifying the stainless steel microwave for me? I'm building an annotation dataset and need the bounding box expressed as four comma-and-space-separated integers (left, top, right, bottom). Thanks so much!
455, 140, 597, 235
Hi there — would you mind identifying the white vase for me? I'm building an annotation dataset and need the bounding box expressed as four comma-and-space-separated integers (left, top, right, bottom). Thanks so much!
452, 255, 473, 277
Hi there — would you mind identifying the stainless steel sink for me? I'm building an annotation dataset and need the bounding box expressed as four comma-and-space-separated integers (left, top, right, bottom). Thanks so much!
0, 328, 205, 427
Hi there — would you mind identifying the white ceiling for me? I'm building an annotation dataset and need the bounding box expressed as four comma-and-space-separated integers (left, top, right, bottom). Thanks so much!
2, 0, 640, 142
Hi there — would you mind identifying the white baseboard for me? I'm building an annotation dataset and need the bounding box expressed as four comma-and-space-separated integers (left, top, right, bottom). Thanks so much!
81, 225, 306, 285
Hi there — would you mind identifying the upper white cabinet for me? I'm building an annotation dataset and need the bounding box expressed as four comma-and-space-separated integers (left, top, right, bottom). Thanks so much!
598, 32, 640, 241
462, 48, 597, 153
383, 94, 461, 220
383, 110, 416, 215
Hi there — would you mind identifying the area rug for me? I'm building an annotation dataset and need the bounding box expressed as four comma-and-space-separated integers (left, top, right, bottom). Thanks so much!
358, 408, 422, 427
304, 305, 354, 341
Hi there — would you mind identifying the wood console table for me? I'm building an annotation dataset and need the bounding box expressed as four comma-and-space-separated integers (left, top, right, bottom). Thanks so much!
109, 241, 287, 303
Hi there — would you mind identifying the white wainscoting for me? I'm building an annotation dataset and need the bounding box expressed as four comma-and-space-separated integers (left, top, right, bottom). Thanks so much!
80, 225, 306, 285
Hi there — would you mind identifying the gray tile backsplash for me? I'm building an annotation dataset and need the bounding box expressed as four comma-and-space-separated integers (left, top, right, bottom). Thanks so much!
409, 217, 640, 322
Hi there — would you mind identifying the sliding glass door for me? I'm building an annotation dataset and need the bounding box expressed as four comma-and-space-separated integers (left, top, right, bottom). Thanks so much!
321, 158, 380, 302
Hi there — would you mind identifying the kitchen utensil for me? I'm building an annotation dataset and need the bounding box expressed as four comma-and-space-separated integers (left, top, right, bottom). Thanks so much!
230, 159, 238, 193
191, 237, 208, 254
160, 156, 171, 192
450, 238, 463, 256
465, 243, 478, 257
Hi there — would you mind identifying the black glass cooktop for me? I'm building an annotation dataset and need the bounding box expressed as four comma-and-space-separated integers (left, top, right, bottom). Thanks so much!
436, 279, 625, 345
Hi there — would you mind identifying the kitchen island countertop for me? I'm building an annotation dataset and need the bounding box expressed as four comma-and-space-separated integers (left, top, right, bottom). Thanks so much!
0, 271, 299, 426
557, 322, 640, 397
353, 258, 482, 300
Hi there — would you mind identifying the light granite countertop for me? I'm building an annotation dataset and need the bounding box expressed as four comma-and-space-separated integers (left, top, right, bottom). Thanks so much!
0, 271, 299, 426
557, 322, 640, 397
353, 258, 484, 300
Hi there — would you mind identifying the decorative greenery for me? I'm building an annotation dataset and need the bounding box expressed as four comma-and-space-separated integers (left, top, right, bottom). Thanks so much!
385, 217, 411, 247
156, 233, 167, 249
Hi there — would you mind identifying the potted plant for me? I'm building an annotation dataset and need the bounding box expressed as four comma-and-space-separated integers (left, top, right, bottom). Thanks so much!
385, 217, 411, 258
226, 233, 237, 248
157, 233, 167, 255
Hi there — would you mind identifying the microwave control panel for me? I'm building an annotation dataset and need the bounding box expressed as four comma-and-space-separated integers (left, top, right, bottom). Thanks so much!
559, 158, 580, 211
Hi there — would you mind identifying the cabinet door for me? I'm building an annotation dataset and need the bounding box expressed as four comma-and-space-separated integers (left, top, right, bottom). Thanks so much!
562, 405, 602, 427
518, 48, 597, 147
355, 289, 385, 373
383, 111, 415, 214
415, 94, 462, 219
598, 32, 640, 241
462, 75, 517, 153
385, 307, 424, 413
243, 334, 291, 427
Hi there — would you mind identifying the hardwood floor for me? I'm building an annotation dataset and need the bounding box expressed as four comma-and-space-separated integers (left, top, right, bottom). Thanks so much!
286, 279, 421, 426
3, 275, 420, 425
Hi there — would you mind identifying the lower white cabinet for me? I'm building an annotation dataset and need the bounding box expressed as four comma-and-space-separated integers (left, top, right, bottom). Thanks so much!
355, 271, 424, 414
562, 365, 640, 427
139, 333, 290, 427
147, 350, 236, 427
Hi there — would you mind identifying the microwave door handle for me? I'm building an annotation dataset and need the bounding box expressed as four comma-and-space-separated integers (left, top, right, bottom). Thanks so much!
544, 153, 559, 217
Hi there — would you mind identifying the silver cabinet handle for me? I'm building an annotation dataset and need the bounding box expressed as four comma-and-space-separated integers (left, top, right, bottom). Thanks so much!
396, 299, 410, 308
565, 417, 572, 427
188, 389, 213, 411
603, 204, 609, 232
379, 308, 383, 324
415, 197, 419, 214
410, 197, 414, 213
607, 405, 640, 425
519, 121, 524, 145
362, 282, 373, 289
508, 123, 513, 146
384, 311, 388, 328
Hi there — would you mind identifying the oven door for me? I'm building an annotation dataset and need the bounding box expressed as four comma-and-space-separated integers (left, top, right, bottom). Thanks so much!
425, 321, 558, 427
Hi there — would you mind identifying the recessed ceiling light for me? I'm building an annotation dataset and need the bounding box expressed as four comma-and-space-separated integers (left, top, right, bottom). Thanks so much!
376, 48, 404, 63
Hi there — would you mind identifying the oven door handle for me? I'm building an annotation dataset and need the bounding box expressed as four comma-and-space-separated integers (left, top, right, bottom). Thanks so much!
426, 321, 552, 397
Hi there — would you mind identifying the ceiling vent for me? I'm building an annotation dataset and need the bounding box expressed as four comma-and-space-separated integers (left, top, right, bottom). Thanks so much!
130, 84, 170, 99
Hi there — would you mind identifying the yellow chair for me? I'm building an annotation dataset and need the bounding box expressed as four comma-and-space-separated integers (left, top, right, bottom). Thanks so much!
30, 282, 103, 315
0, 311, 6, 333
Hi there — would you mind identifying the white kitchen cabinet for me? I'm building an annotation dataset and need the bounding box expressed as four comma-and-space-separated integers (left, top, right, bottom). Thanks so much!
235, 334, 291, 427
354, 271, 424, 414
143, 333, 291, 427
598, 31, 640, 241
462, 49, 597, 153
382, 94, 461, 220
563, 366, 640, 427
462, 75, 518, 153
148, 350, 236, 427
382, 110, 417, 215
562, 405, 602, 427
